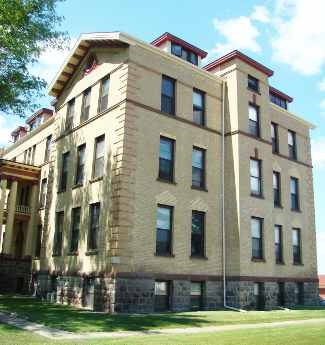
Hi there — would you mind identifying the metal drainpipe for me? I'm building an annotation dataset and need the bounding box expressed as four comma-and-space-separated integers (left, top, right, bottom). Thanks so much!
221, 80, 246, 313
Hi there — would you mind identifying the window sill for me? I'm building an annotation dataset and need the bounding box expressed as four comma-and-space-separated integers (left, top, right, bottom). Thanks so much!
291, 208, 302, 213
67, 251, 79, 256
89, 176, 103, 184
72, 183, 83, 190
251, 193, 264, 199
52, 254, 62, 258
190, 255, 208, 260
85, 250, 98, 256
276, 261, 285, 265
191, 185, 208, 192
251, 258, 265, 263
156, 178, 177, 185
154, 252, 175, 258
293, 262, 304, 266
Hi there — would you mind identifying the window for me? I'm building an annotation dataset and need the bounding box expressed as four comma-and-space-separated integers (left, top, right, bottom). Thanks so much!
156, 205, 173, 255
88, 203, 100, 251
98, 76, 110, 112
271, 123, 279, 153
44, 135, 52, 162
254, 282, 265, 310
159, 137, 175, 182
248, 75, 259, 92
250, 159, 262, 196
81, 88, 91, 122
65, 99, 75, 130
171, 43, 198, 65
39, 178, 47, 208
292, 228, 302, 264
290, 177, 299, 211
192, 147, 205, 189
69, 207, 81, 253
92, 135, 105, 179
273, 171, 281, 207
59, 152, 69, 192
193, 89, 205, 125
154, 281, 170, 311
75, 144, 86, 186
251, 217, 263, 260
53, 211, 64, 256
161, 76, 175, 115
248, 104, 260, 137
191, 211, 205, 257
288, 130, 297, 160
191, 282, 203, 310
274, 225, 283, 264
35, 225, 42, 258
270, 93, 287, 109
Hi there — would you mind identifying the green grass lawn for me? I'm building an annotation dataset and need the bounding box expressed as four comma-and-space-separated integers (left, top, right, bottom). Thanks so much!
1, 323, 325, 345
0, 294, 324, 333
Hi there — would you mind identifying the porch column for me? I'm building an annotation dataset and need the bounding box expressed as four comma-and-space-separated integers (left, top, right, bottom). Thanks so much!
24, 183, 39, 257
3, 180, 18, 254
0, 178, 8, 252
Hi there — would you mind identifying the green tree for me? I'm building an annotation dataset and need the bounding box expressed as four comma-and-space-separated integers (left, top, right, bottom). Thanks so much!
0, 0, 68, 117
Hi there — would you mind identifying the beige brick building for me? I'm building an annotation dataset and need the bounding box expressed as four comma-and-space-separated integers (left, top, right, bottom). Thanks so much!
0, 31, 319, 311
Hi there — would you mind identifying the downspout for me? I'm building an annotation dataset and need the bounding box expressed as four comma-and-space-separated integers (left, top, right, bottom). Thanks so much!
221, 80, 246, 313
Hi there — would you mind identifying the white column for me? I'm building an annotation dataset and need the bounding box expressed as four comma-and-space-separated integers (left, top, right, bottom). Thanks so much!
0, 178, 8, 252
24, 183, 39, 257
3, 180, 18, 254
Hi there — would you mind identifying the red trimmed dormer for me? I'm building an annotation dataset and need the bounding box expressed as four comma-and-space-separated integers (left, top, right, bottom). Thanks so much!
26, 108, 53, 131
11, 126, 27, 143
269, 86, 293, 110
151, 32, 207, 66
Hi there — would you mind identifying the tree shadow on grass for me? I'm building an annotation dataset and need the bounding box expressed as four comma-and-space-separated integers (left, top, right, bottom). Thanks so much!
0, 294, 220, 333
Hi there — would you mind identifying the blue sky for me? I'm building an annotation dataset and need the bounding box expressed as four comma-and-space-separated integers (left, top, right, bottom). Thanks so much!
1, 0, 324, 272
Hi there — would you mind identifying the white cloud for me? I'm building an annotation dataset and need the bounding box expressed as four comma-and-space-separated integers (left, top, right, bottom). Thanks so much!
317, 230, 325, 274
312, 137, 325, 170
251, 5, 271, 23
30, 37, 77, 84
213, 16, 261, 55
271, 0, 325, 75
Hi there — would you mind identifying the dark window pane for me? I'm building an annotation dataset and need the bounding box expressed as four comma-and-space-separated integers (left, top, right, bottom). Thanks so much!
273, 171, 281, 207
248, 75, 259, 92
70, 207, 81, 252
190, 282, 203, 310
193, 90, 205, 125
290, 177, 299, 210
171, 43, 182, 57
99, 77, 110, 112
88, 203, 100, 250
159, 137, 174, 181
156, 206, 172, 255
288, 130, 297, 160
271, 123, 279, 153
81, 88, 91, 122
53, 212, 64, 256
248, 104, 260, 137
59, 152, 69, 191
275, 225, 283, 263
66, 99, 75, 130
250, 159, 262, 196
161, 76, 175, 115
75, 144, 86, 185
191, 211, 205, 256
192, 148, 205, 188
154, 281, 170, 311
251, 217, 263, 259
293, 228, 301, 264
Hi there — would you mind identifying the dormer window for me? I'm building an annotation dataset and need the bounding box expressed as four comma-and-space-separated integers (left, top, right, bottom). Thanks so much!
171, 43, 198, 65
270, 93, 287, 109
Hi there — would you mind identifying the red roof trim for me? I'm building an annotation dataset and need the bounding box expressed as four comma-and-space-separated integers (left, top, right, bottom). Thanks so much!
151, 32, 208, 58
203, 50, 274, 77
11, 126, 27, 136
269, 86, 293, 103
26, 108, 53, 124
319, 275, 325, 287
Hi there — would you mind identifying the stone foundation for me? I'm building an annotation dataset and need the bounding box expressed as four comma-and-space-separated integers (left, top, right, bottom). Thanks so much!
34, 273, 320, 313
0, 255, 32, 294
